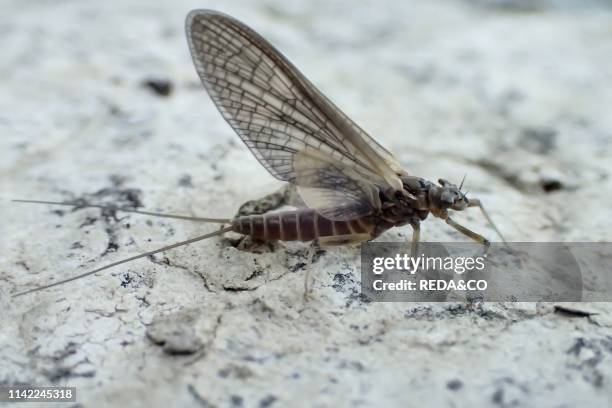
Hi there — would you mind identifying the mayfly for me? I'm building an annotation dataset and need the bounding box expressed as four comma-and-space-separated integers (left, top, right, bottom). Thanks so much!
13, 10, 506, 298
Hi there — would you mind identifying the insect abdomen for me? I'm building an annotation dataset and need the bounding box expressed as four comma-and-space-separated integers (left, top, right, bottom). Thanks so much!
232, 209, 372, 242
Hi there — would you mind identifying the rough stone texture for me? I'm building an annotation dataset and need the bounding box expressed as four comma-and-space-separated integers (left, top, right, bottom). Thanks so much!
1, 0, 612, 406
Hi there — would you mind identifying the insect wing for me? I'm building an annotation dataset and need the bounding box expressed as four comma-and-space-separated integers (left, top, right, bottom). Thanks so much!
294, 149, 383, 221
186, 10, 405, 192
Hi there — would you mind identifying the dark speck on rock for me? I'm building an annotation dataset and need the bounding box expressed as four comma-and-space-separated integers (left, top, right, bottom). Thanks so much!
178, 174, 193, 188
218, 364, 254, 380
288, 262, 306, 273
104, 241, 119, 255
519, 126, 557, 154
567, 337, 587, 356
79, 216, 98, 228
554, 305, 596, 317
259, 395, 277, 408
447, 379, 463, 390
230, 395, 244, 407
333, 273, 349, 287
541, 179, 563, 193
120, 273, 133, 288
142, 77, 174, 97
492, 388, 504, 404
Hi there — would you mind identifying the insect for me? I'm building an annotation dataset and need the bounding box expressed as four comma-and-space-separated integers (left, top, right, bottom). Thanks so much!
13, 9, 505, 298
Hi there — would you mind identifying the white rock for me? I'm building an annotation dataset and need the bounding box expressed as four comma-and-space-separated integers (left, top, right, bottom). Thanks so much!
2, 0, 611, 406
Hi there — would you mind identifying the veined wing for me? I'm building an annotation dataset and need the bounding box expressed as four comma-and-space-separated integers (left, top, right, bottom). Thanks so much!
186, 9, 405, 193
294, 148, 384, 220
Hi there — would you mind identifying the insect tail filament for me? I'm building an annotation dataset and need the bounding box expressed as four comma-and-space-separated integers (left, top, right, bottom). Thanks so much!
12, 199, 230, 223
12, 226, 233, 297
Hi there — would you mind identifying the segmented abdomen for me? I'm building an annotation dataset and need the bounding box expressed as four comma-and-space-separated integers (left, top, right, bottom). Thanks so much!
232, 209, 372, 242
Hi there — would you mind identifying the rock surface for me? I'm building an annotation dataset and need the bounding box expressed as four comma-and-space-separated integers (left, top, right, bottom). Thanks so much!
1, 0, 612, 406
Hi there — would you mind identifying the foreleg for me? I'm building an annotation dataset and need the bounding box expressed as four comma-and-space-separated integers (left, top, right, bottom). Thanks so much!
467, 198, 507, 244
445, 215, 490, 254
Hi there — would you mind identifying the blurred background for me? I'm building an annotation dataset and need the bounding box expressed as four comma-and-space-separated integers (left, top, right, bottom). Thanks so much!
1, 0, 612, 406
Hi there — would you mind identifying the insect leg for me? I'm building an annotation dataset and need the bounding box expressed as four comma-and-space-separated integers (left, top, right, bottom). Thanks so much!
235, 184, 298, 217
410, 222, 420, 258
445, 216, 490, 253
467, 198, 507, 244
318, 233, 372, 247
303, 240, 319, 299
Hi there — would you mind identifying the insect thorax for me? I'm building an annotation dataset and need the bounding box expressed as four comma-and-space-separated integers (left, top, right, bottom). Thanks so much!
371, 176, 431, 230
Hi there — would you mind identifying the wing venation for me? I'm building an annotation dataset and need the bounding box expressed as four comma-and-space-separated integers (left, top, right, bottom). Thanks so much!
186, 10, 405, 191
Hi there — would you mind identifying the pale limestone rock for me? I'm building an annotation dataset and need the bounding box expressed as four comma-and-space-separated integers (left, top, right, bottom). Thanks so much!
1, 0, 612, 407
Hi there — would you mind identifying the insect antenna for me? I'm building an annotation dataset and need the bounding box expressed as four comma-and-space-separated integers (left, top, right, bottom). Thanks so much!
12, 226, 233, 298
459, 173, 467, 191
12, 199, 230, 223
